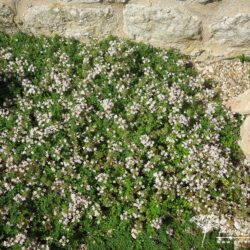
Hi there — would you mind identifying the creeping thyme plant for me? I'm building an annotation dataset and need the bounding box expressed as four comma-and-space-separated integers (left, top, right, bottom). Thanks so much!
0, 32, 249, 249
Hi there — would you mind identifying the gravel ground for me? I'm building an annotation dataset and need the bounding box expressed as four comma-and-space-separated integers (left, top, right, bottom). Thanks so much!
194, 59, 250, 101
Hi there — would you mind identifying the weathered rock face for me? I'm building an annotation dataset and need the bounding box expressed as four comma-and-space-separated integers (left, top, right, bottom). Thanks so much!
239, 116, 250, 159
22, 4, 119, 40
0, 3, 16, 34
226, 89, 250, 115
123, 5, 202, 47
0, 0, 249, 60
226, 89, 250, 159
210, 14, 250, 47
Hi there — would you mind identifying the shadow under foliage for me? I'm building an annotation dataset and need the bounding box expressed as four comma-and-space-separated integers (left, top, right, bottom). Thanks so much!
0, 73, 21, 108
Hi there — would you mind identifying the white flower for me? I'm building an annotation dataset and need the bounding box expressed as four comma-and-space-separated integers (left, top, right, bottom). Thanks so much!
140, 135, 154, 147
151, 218, 162, 230
100, 99, 113, 112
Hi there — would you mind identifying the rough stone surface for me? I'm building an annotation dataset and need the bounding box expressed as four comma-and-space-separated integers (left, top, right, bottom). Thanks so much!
210, 14, 250, 47
0, 3, 16, 33
226, 88, 250, 160
22, 4, 119, 40
123, 4, 202, 47
239, 116, 250, 159
226, 89, 250, 115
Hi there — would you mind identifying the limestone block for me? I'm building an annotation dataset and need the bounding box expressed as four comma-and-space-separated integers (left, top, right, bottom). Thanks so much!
21, 4, 118, 39
0, 3, 16, 33
239, 116, 250, 159
226, 89, 250, 115
22, 5, 66, 31
123, 4, 202, 47
209, 14, 250, 47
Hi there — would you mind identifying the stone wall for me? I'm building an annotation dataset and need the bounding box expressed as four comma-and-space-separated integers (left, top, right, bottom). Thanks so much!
0, 0, 250, 60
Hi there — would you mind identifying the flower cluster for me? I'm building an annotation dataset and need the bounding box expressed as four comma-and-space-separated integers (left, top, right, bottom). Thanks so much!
0, 33, 249, 249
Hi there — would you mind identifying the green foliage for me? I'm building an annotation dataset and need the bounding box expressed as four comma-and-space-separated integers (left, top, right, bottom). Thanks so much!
237, 54, 250, 63
237, 54, 250, 76
0, 32, 248, 249
87, 218, 234, 250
